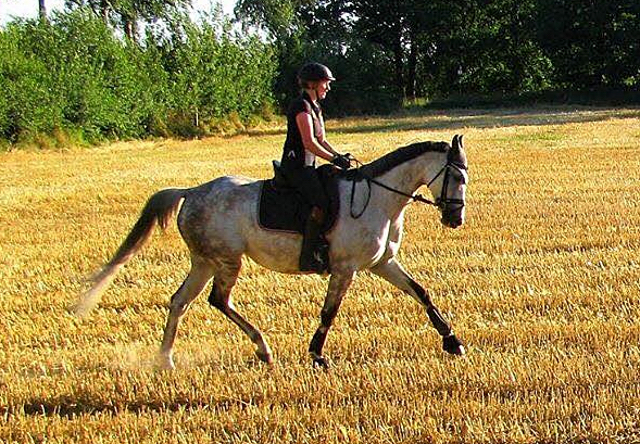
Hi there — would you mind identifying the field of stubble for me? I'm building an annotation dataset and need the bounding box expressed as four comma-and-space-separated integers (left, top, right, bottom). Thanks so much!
2, 107, 640, 443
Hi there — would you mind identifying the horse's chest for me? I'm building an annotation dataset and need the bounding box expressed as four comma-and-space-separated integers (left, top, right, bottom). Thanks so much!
332, 210, 404, 268
350, 224, 392, 264
367, 216, 404, 263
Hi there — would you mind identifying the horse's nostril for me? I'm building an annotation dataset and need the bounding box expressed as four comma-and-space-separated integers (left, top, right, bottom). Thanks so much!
443, 217, 462, 229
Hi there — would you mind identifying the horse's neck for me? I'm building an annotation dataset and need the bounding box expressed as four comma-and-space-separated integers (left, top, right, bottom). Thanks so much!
372, 152, 443, 219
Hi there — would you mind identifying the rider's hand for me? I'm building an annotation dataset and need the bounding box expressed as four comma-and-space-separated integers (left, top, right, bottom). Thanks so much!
331, 154, 351, 170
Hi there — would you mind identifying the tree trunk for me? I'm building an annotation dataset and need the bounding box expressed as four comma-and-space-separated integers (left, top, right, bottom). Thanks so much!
124, 18, 137, 42
393, 35, 404, 96
38, 0, 48, 22
101, 0, 110, 25
405, 32, 418, 100
392, 0, 405, 96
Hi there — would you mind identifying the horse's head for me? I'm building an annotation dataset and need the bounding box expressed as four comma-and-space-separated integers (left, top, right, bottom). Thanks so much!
427, 134, 468, 229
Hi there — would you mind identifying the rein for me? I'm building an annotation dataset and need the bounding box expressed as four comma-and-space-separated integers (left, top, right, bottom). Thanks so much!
347, 155, 465, 219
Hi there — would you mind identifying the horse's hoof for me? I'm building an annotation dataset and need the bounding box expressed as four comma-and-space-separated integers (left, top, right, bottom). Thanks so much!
156, 355, 176, 371
255, 349, 274, 365
443, 335, 466, 356
312, 356, 331, 370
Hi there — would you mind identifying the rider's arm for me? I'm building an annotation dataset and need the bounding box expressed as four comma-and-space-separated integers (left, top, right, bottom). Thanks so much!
319, 139, 339, 157
296, 112, 336, 162
314, 119, 339, 157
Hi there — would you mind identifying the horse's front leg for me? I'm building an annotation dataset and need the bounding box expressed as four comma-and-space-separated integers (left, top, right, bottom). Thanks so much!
370, 258, 465, 356
309, 268, 355, 369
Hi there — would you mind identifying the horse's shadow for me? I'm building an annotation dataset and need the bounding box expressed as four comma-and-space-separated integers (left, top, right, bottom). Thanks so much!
9, 393, 258, 419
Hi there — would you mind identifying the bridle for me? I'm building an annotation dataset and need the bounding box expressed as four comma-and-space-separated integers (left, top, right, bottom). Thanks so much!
428, 161, 467, 211
348, 156, 467, 219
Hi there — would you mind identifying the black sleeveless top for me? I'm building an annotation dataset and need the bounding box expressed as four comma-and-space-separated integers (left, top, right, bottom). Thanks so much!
281, 92, 324, 170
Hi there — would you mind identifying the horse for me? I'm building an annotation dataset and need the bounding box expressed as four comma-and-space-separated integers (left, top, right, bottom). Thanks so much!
75, 135, 469, 369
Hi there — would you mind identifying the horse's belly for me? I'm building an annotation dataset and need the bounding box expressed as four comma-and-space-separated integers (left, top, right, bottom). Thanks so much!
245, 231, 303, 274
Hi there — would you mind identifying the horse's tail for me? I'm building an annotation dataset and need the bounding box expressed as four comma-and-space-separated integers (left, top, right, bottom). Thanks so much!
74, 188, 187, 317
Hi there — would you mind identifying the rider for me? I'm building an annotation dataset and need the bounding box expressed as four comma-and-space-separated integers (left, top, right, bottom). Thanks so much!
280, 62, 351, 273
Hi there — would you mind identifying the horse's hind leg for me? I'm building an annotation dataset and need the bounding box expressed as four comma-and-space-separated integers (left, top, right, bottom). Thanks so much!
370, 258, 465, 356
158, 256, 214, 370
207, 261, 273, 365
308, 268, 356, 369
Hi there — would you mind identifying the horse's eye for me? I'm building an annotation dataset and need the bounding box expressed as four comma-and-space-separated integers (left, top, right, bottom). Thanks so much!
451, 168, 468, 185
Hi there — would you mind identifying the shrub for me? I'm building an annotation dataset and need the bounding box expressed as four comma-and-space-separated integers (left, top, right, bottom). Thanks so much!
0, 9, 277, 145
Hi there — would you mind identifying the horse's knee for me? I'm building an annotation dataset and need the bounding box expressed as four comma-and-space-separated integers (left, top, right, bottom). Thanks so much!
320, 309, 337, 328
207, 281, 230, 310
169, 280, 187, 305
167, 283, 191, 316
406, 278, 434, 307
320, 294, 345, 327
169, 297, 191, 317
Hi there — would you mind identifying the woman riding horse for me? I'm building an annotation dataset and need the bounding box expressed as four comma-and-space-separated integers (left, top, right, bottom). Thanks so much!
281, 63, 352, 273
75, 136, 468, 370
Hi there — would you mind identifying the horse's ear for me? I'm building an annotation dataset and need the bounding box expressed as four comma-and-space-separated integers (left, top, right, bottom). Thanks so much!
449, 134, 467, 166
452, 134, 464, 151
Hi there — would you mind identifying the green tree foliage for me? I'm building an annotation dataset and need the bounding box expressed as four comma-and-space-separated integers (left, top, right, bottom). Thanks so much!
235, 0, 404, 114
237, 0, 639, 113
0, 9, 276, 145
150, 11, 276, 136
235, 0, 301, 38
419, 0, 552, 97
536, 0, 640, 89
2, 0, 639, 146
65, 0, 193, 40
296, 0, 404, 114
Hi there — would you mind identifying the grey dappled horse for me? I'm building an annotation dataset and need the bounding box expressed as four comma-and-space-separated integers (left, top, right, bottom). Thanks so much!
76, 135, 469, 369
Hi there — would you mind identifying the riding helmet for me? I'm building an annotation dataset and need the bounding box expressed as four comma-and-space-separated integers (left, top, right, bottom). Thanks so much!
298, 63, 336, 83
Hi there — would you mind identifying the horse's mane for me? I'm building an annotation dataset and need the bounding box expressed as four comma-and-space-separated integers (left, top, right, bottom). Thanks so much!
357, 141, 449, 178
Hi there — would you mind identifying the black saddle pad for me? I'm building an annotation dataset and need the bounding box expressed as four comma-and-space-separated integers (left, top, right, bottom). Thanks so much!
258, 164, 340, 234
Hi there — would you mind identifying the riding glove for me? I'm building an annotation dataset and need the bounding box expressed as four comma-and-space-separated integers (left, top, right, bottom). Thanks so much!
331, 154, 351, 170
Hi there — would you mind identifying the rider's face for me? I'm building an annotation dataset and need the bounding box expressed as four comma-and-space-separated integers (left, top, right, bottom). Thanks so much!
315, 80, 331, 100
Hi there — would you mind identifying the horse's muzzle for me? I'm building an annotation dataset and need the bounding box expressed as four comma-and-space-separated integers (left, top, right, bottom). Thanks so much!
441, 207, 465, 229
442, 217, 463, 229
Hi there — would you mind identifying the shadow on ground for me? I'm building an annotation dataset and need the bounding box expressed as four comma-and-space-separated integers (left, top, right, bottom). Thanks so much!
246, 106, 640, 138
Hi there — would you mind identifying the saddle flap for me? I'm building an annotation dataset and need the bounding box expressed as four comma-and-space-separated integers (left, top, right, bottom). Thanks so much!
258, 164, 340, 235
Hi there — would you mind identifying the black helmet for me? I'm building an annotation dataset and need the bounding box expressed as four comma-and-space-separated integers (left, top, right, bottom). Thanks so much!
298, 63, 336, 83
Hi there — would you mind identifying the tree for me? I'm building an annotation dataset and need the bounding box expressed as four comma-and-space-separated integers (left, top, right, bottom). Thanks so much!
235, 0, 302, 38
536, 0, 640, 89
65, 0, 193, 41
235, 0, 310, 107
346, 0, 450, 98
349, 0, 406, 94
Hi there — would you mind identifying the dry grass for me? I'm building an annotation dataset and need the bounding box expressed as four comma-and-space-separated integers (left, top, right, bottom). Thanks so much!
2, 106, 640, 443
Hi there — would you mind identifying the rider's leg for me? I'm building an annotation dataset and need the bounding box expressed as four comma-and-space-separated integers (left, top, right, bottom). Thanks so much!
300, 205, 328, 272
293, 167, 330, 273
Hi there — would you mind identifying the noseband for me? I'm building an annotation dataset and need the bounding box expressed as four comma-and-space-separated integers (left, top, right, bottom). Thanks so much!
428, 162, 467, 211
349, 158, 467, 218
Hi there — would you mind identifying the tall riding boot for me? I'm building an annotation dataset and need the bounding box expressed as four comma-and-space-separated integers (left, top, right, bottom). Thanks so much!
299, 207, 329, 273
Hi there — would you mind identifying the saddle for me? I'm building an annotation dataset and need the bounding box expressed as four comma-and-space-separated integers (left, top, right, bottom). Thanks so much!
258, 162, 341, 235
